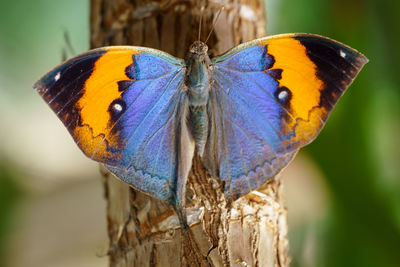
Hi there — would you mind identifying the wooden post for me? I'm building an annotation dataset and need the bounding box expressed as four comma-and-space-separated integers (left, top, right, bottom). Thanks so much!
91, 0, 289, 266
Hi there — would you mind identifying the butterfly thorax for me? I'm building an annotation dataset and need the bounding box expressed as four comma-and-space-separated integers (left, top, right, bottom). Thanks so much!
185, 41, 211, 106
185, 41, 212, 155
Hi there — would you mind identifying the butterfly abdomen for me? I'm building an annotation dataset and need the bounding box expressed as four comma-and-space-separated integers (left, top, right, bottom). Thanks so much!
188, 105, 208, 156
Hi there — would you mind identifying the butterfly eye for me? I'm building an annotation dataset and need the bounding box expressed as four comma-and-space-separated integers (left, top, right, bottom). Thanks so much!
109, 99, 126, 120
274, 86, 292, 105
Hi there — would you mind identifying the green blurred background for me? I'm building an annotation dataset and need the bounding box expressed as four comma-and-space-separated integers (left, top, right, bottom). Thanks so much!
0, 0, 399, 266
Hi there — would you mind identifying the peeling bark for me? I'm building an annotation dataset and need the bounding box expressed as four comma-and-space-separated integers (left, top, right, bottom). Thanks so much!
91, 0, 289, 266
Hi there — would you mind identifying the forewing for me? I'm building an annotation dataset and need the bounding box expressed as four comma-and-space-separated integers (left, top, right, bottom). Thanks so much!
206, 33, 368, 200
34, 46, 186, 201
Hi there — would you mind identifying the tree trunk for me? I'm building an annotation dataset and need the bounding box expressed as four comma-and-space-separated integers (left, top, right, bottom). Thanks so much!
90, 0, 289, 266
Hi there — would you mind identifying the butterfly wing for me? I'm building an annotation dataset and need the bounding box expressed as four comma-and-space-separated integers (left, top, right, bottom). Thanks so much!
34, 46, 186, 201
205, 33, 368, 201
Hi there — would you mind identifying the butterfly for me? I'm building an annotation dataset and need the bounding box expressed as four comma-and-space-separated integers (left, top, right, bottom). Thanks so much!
34, 33, 368, 210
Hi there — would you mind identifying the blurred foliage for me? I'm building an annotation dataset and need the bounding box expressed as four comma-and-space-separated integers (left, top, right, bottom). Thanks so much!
0, 0, 399, 266
0, 161, 22, 267
269, 0, 400, 266
0, 0, 89, 265
0, 0, 89, 107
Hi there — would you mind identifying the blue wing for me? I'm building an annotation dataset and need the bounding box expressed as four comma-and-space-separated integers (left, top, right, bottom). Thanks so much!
34, 46, 186, 202
106, 53, 186, 202
204, 70, 296, 200
204, 34, 367, 201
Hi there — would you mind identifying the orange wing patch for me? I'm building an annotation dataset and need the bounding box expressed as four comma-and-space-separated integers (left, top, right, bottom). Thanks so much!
74, 48, 137, 159
261, 34, 367, 151
263, 37, 326, 145
265, 38, 323, 119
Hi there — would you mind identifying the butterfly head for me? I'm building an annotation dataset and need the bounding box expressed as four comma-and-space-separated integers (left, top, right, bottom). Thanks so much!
186, 41, 211, 69
189, 41, 208, 55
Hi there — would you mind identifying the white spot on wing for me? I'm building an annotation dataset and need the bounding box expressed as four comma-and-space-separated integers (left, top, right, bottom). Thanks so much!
54, 72, 61, 82
113, 103, 123, 112
278, 90, 288, 101
340, 50, 346, 58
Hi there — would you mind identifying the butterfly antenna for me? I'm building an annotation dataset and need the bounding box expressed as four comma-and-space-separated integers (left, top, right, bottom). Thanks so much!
198, 6, 205, 41
205, 7, 224, 44
63, 29, 76, 56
